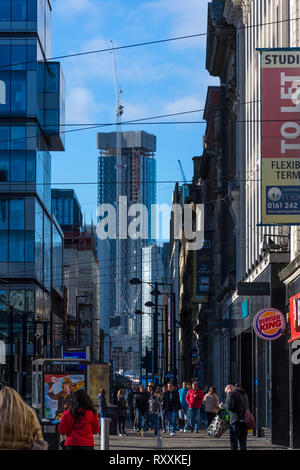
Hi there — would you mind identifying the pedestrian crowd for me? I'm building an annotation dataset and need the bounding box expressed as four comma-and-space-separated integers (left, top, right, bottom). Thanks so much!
109, 379, 252, 450
0, 379, 251, 451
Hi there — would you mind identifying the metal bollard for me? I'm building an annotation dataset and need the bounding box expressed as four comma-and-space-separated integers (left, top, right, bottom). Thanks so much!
101, 417, 111, 450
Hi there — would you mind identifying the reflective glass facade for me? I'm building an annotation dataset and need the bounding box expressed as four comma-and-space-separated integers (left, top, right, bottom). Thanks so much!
0, 0, 64, 398
51, 189, 83, 230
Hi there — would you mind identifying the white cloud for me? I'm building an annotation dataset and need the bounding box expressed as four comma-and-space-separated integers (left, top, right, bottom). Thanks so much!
66, 87, 99, 123
53, 0, 96, 16
163, 95, 205, 120
141, 0, 208, 49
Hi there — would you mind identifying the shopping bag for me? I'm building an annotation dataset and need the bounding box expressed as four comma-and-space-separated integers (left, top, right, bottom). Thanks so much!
244, 409, 256, 430
206, 415, 227, 438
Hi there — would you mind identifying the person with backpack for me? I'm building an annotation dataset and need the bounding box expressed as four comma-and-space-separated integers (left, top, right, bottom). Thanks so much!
186, 382, 204, 433
58, 389, 100, 450
219, 383, 250, 451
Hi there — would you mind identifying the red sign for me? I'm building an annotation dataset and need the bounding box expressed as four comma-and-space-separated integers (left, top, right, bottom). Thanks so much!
289, 292, 300, 343
253, 308, 286, 341
261, 50, 300, 225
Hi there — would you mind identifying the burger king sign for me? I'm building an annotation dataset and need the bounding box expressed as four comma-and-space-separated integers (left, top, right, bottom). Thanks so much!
253, 308, 286, 341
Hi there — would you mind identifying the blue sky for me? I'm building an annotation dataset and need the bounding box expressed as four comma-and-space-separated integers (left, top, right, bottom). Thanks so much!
51, 0, 219, 226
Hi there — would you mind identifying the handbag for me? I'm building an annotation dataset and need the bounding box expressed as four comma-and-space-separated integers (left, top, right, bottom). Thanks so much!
244, 409, 256, 430
31, 439, 49, 450
207, 415, 227, 438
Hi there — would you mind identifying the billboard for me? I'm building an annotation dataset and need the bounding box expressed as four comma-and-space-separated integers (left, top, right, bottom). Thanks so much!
44, 374, 85, 420
261, 49, 300, 225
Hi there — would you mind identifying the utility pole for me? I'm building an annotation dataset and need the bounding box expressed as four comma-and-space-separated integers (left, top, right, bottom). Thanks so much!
9, 306, 13, 387
154, 282, 159, 384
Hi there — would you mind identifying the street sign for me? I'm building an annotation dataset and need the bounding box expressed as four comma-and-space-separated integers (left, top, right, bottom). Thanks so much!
237, 282, 270, 296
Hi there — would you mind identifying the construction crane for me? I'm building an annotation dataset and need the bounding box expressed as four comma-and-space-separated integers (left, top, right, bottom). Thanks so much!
178, 159, 187, 183
110, 40, 124, 320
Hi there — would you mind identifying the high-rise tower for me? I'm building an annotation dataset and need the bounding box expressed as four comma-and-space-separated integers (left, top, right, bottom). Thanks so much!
97, 131, 156, 379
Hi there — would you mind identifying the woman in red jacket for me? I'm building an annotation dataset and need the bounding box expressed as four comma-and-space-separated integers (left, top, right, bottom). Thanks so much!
58, 389, 100, 450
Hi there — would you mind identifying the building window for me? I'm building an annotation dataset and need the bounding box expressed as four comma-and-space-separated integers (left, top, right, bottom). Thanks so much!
25, 231, 35, 262
0, 231, 8, 262
12, 0, 27, 21
0, 152, 9, 182
10, 199, 24, 230
11, 151, 26, 182
10, 231, 24, 262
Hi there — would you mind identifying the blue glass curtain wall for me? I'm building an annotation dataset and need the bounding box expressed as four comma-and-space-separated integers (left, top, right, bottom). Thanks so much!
0, 0, 37, 22
0, 198, 34, 262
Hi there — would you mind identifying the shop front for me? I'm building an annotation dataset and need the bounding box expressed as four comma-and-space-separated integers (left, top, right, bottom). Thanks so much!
228, 253, 290, 446
279, 254, 300, 449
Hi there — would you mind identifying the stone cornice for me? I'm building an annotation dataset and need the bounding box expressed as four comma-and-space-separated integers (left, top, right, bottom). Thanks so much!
278, 253, 300, 284
241, 0, 252, 24
224, 0, 244, 27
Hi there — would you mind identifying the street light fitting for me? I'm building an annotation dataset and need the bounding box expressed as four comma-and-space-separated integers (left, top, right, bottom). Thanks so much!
145, 301, 155, 308
135, 309, 144, 315
129, 278, 142, 285
150, 288, 162, 296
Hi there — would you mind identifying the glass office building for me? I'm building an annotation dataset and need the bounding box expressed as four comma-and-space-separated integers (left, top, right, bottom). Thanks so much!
97, 131, 156, 378
0, 0, 64, 398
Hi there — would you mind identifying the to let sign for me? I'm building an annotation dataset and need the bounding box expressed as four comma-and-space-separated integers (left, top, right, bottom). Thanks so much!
260, 49, 300, 225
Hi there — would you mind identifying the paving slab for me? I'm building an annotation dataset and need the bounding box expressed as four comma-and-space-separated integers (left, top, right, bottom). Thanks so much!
94, 428, 286, 451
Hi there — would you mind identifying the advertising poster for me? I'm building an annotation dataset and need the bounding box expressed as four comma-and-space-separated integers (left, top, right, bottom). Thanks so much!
261, 49, 300, 225
44, 374, 85, 420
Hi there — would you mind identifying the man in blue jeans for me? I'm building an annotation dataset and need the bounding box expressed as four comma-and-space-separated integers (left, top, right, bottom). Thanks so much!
186, 382, 204, 433
162, 382, 181, 436
178, 381, 189, 432
133, 384, 149, 437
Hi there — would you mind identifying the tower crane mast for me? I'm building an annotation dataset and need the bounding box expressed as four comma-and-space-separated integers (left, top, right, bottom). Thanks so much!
110, 40, 124, 321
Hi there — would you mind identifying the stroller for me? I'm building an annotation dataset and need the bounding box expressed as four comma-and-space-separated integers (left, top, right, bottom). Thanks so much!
206, 410, 229, 438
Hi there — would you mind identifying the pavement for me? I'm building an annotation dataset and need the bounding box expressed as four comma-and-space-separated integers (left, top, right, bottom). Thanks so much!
94, 427, 286, 451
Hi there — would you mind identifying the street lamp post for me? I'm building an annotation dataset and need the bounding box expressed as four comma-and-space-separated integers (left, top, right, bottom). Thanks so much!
130, 277, 175, 384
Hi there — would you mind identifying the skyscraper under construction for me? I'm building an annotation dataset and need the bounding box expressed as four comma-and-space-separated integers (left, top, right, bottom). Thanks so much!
97, 131, 156, 380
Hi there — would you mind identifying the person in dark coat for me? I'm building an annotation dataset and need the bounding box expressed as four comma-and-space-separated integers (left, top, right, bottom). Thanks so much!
162, 382, 181, 436
133, 384, 149, 436
127, 384, 138, 429
117, 389, 127, 436
219, 383, 250, 451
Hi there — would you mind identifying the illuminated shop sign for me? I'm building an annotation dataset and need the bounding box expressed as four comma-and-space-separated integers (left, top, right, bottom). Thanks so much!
253, 307, 286, 340
289, 292, 300, 342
